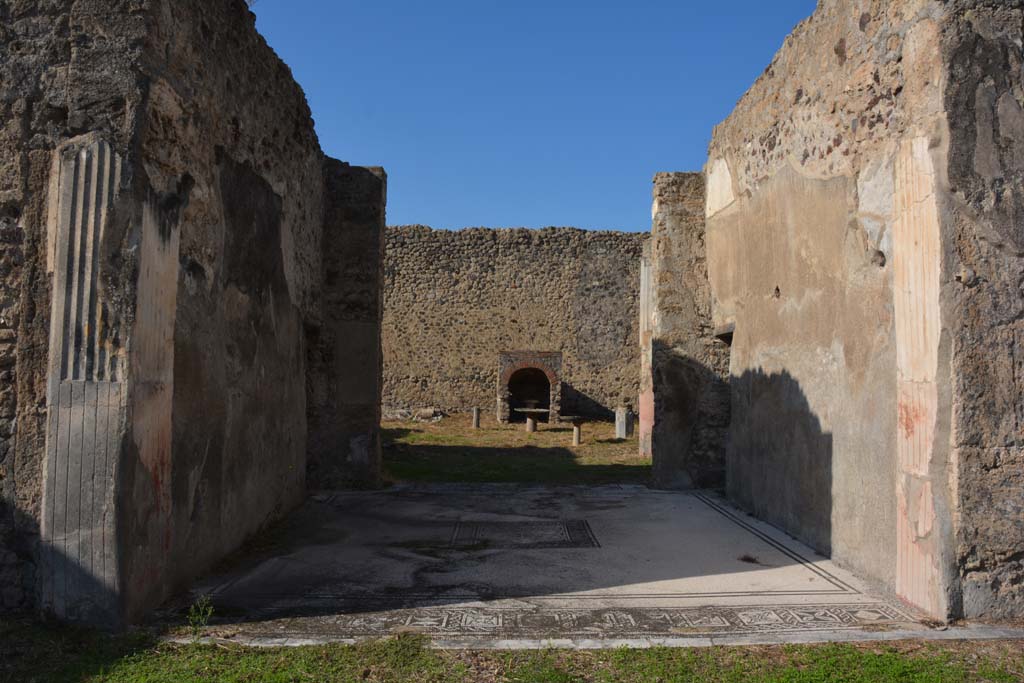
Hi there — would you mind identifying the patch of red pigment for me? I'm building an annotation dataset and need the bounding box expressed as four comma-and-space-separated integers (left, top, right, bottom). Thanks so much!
898, 400, 921, 438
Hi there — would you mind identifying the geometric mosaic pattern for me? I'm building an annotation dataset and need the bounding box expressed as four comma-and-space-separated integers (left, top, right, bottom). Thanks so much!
226, 603, 917, 638
450, 520, 600, 549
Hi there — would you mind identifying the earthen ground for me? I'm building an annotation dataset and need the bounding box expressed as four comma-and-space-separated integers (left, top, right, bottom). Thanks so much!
382, 414, 650, 485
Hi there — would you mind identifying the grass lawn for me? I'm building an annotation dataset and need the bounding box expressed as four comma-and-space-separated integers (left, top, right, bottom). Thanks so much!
2, 618, 1022, 682
382, 413, 651, 485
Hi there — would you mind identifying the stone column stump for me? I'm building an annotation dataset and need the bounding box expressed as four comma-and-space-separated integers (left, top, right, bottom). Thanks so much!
615, 407, 634, 439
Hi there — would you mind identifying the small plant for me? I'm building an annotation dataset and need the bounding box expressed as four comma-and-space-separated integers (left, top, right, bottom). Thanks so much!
187, 594, 214, 638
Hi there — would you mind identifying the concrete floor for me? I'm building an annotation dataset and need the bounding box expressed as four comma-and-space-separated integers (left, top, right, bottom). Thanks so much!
186, 484, 1019, 648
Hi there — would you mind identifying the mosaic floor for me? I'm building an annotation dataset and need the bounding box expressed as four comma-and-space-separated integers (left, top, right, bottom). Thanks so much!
184, 484, 930, 646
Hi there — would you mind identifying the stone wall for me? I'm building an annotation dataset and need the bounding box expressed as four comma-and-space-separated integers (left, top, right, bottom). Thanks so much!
1, 0, 155, 618
307, 161, 386, 489
941, 0, 1024, 621
383, 226, 646, 419
0, 0, 384, 626
703, 0, 1023, 621
639, 174, 730, 489
125, 0, 328, 624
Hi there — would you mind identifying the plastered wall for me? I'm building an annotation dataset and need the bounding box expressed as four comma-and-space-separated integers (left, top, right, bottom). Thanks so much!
704, 0, 1023, 620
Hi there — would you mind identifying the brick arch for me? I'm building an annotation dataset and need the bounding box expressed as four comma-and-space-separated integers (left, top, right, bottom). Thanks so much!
496, 351, 563, 423
500, 360, 559, 388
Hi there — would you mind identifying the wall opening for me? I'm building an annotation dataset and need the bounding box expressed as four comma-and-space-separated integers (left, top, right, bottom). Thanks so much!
507, 368, 551, 421
497, 351, 562, 423
714, 322, 735, 348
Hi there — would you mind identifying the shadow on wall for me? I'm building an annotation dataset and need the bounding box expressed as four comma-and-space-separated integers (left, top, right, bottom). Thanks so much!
727, 367, 833, 558
649, 341, 731, 490
1, 498, 124, 629
561, 383, 616, 421
0, 500, 34, 614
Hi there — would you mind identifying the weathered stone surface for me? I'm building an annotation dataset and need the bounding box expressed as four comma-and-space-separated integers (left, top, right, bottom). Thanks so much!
941, 1, 1024, 621
39, 136, 131, 625
383, 226, 646, 419
0, 0, 385, 626
1, 0, 154, 618
112, 0, 327, 626
639, 174, 730, 490
702, 0, 1024, 621
306, 161, 386, 489
704, 0, 942, 616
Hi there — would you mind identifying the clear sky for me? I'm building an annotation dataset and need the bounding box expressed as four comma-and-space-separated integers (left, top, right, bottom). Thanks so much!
253, 1, 817, 232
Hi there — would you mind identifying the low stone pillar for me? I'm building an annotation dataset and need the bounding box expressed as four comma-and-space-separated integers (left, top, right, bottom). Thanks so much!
573, 423, 582, 447
615, 407, 634, 439
471, 407, 481, 429
526, 416, 537, 433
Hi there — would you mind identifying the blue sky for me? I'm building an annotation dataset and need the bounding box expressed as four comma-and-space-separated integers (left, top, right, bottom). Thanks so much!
254, 1, 816, 232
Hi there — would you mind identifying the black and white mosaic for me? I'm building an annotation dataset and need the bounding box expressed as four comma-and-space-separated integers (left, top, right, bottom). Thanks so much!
225, 603, 918, 639
450, 520, 600, 549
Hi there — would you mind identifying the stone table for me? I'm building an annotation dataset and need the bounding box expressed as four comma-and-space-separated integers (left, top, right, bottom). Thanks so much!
513, 408, 550, 433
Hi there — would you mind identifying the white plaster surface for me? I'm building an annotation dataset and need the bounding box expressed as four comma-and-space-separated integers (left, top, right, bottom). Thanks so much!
705, 158, 736, 218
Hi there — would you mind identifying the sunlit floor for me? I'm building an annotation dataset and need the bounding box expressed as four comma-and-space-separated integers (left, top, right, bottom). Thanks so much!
185, 484, 930, 647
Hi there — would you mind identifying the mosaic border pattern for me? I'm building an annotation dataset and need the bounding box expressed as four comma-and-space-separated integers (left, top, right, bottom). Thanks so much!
450, 520, 600, 549
226, 603, 918, 638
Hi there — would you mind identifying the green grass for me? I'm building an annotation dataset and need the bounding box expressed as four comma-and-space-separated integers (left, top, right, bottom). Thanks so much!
3, 618, 1022, 683
382, 414, 651, 485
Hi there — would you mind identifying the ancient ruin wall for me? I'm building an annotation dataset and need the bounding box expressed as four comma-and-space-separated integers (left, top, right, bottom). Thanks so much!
130, 0, 332, 623
704, 0, 1024, 620
383, 226, 646, 419
705, 0, 934, 612
941, 1, 1024, 621
1, 0, 384, 625
0, 0, 155, 617
307, 161, 386, 489
640, 174, 730, 490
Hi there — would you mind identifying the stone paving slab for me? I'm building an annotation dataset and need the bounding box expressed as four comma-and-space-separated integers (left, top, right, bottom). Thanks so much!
177, 484, 1022, 647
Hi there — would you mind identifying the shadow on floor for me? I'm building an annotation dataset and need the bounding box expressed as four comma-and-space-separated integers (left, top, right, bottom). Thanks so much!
383, 441, 650, 486
161, 483, 862, 634
157, 365, 838, 638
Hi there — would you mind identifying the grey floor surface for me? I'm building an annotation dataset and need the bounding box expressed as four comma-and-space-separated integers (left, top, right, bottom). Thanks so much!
180, 484, 1024, 648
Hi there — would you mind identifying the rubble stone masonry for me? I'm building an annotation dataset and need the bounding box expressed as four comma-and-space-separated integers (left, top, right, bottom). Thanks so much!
383, 226, 646, 420
640, 174, 731, 490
